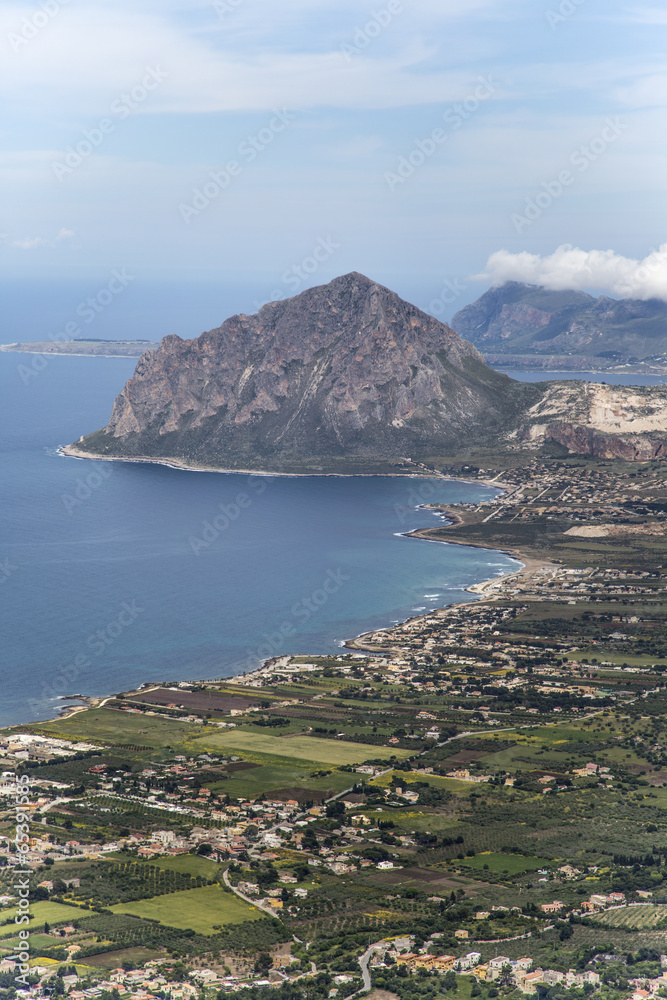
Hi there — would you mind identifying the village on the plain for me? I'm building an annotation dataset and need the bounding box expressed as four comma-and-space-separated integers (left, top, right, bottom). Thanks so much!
3, 453, 667, 1000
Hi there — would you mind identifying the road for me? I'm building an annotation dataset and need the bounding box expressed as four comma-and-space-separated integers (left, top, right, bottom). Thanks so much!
222, 868, 283, 921
222, 869, 317, 976
357, 942, 385, 993
39, 797, 72, 824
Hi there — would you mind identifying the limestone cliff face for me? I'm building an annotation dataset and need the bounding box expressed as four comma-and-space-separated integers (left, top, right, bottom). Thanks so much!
76, 273, 534, 470
509, 382, 667, 460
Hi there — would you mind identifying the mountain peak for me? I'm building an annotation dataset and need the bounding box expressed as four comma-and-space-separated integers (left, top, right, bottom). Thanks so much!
71, 274, 531, 472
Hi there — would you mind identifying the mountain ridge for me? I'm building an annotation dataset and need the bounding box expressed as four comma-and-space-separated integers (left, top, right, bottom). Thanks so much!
452, 281, 667, 364
67, 273, 667, 470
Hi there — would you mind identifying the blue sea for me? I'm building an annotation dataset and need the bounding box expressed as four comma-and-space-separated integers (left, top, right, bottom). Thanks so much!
0, 351, 525, 728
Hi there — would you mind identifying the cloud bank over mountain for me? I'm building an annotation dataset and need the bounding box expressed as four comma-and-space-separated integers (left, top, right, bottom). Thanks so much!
477, 245, 667, 302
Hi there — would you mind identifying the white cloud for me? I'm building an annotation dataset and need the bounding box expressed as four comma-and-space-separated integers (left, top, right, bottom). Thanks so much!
1, 226, 75, 250
12, 235, 48, 249
476, 244, 667, 302
0, 1, 515, 116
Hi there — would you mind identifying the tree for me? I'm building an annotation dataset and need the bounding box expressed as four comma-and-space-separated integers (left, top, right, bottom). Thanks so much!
254, 953, 272, 974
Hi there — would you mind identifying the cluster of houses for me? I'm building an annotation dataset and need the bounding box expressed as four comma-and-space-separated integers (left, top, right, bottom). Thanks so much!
372, 943, 605, 994
0, 957, 300, 998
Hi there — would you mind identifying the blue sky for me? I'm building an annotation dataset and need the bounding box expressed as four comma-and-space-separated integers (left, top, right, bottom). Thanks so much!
1, 0, 666, 336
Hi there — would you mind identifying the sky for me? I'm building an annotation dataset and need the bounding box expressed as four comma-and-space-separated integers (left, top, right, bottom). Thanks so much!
1, 0, 666, 339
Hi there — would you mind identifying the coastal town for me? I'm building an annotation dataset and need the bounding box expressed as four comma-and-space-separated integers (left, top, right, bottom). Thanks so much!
3, 454, 667, 1000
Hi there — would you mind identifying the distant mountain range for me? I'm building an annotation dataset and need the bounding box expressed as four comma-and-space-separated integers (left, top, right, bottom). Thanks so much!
65, 273, 667, 470
452, 282, 667, 369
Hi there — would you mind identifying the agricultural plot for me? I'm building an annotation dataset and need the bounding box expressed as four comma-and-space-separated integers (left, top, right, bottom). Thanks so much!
32, 707, 197, 749
193, 729, 406, 765
139, 853, 222, 878
76, 947, 163, 969
207, 758, 353, 800
458, 852, 552, 875
0, 901, 83, 937
111, 885, 261, 934
597, 904, 667, 929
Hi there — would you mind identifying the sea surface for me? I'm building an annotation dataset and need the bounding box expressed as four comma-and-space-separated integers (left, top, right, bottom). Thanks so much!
497, 370, 667, 387
0, 352, 522, 727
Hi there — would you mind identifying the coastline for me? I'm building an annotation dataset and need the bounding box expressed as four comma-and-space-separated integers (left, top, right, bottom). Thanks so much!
59, 443, 507, 488
344, 528, 553, 655
1, 349, 146, 359
22, 520, 540, 728
0, 343, 155, 358
9, 455, 522, 731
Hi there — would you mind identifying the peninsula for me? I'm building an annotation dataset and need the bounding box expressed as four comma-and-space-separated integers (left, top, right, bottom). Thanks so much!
64, 273, 667, 471
1, 339, 158, 357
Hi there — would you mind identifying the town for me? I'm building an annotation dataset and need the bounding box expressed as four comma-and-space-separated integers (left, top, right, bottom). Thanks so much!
3, 454, 667, 1000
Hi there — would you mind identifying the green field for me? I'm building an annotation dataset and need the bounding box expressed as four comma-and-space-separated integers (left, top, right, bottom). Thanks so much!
207, 758, 353, 800
193, 730, 406, 765
75, 947, 163, 969
459, 852, 553, 875
31, 707, 198, 748
111, 885, 262, 934
140, 853, 222, 878
0, 901, 84, 938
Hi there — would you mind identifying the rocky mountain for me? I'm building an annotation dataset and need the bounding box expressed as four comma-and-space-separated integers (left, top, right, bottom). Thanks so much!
68, 273, 539, 472
67, 273, 667, 470
452, 282, 667, 366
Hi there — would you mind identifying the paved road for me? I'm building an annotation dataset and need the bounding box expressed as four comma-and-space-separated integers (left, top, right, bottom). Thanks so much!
357, 942, 384, 993
39, 797, 72, 824
222, 868, 282, 920
223, 870, 320, 977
